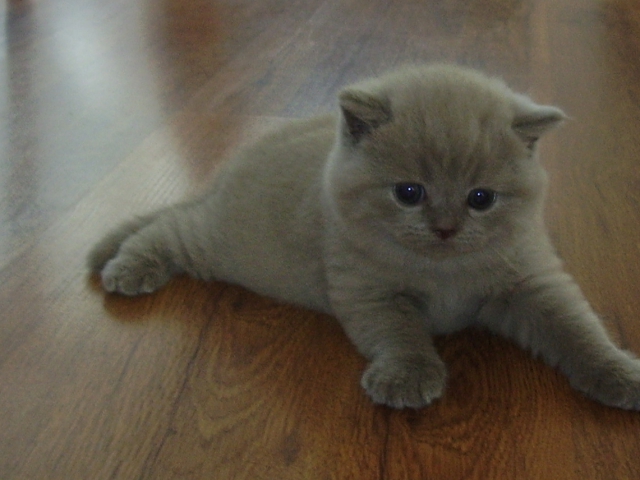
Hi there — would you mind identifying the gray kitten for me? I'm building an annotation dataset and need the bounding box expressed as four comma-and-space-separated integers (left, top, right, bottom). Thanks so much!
89, 65, 640, 410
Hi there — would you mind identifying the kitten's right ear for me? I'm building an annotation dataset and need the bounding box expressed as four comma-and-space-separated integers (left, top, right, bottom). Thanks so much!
339, 89, 392, 142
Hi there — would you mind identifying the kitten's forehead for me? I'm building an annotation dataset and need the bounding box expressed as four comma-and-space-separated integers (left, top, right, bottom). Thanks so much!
376, 74, 520, 182
410, 71, 514, 154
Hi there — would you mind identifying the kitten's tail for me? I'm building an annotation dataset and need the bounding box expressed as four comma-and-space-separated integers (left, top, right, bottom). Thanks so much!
86, 212, 159, 272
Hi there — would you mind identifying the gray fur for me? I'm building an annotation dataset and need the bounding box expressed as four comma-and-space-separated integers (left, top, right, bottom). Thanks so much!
89, 65, 640, 410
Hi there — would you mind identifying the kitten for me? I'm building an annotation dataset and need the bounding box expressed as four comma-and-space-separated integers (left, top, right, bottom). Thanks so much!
89, 65, 640, 410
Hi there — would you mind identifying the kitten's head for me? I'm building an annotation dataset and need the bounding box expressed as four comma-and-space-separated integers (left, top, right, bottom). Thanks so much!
326, 64, 565, 259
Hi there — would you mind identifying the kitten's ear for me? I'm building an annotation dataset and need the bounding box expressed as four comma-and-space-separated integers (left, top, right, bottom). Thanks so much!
339, 88, 392, 142
512, 98, 566, 149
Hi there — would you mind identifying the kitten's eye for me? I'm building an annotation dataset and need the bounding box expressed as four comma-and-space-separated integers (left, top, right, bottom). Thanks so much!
467, 188, 497, 210
394, 183, 426, 206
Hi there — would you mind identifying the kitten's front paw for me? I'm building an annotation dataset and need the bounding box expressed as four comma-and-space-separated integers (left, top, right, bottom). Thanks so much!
101, 254, 172, 296
361, 354, 447, 409
570, 352, 640, 410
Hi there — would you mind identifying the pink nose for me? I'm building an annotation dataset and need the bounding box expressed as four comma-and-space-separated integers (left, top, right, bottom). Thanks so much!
434, 228, 457, 240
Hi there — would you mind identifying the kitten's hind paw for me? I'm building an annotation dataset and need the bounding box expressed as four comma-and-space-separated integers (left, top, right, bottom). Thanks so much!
101, 254, 173, 296
571, 352, 640, 410
361, 354, 447, 409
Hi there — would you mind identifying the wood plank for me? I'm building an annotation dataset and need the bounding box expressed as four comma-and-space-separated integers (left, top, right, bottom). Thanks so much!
2, 0, 640, 478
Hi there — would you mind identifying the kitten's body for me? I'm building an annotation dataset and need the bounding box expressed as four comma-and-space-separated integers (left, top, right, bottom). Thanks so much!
89, 65, 640, 410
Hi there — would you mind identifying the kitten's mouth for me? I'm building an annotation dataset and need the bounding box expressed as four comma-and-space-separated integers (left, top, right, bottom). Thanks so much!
403, 233, 477, 258
426, 239, 459, 255
428, 238, 477, 256
434, 238, 456, 247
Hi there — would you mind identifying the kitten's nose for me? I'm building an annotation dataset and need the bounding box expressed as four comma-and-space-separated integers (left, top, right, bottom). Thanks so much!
433, 228, 457, 240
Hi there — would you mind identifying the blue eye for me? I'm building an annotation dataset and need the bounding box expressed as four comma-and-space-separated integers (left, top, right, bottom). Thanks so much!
394, 183, 426, 205
467, 188, 497, 210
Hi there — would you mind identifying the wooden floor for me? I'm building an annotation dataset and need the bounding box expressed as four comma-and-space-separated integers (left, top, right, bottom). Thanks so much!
2, 0, 640, 478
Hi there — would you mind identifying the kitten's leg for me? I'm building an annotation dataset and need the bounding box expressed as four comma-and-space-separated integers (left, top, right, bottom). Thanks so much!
478, 270, 640, 410
330, 288, 447, 409
89, 199, 209, 296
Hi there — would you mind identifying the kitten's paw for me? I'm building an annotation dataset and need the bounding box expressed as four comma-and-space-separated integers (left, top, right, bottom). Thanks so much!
361, 354, 447, 409
101, 254, 172, 296
570, 352, 640, 410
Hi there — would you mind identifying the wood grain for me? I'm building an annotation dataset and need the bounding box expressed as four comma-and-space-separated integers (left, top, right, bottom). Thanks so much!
2, 0, 640, 478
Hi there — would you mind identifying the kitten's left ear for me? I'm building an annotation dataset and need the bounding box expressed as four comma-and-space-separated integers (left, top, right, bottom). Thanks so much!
512, 98, 566, 149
